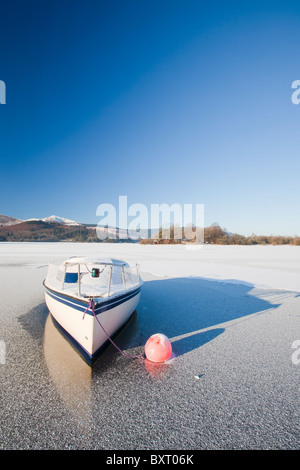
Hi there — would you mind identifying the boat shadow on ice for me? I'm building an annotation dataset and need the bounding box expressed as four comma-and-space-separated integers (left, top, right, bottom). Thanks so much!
18, 276, 282, 364
136, 276, 281, 358
18, 302, 49, 344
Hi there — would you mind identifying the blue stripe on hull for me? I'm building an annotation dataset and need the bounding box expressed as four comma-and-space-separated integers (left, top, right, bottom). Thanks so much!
44, 282, 141, 365
44, 284, 141, 315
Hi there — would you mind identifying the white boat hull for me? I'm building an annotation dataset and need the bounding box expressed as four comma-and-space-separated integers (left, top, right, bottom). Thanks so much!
44, 284, 141, 364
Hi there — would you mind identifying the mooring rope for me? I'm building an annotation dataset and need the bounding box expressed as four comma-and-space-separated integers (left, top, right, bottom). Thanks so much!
82, 299, 142, 359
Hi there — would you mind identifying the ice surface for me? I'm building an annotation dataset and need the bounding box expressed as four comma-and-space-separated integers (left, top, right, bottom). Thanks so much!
1, 242, 300, 450
1, 242, 299, 291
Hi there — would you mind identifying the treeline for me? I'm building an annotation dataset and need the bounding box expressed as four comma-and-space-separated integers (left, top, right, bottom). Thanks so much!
0, 221, 299, 245
140, 225, 300, 245
204, 225, 300, 245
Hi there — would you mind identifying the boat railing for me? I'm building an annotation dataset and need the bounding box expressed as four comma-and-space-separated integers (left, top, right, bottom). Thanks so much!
45, 260, 141, 298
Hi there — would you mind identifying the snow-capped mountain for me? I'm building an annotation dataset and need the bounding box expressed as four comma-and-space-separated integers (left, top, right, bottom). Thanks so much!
26, 215, 82, 226
0, 215, 24, 226
42, 215, 81, 226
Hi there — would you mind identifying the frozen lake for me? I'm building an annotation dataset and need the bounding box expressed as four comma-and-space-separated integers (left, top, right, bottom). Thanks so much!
0, 242, 300, 449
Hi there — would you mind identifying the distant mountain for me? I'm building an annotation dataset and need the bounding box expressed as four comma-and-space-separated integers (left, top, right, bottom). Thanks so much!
0, 213, 151, 239
0, 219, 142, 243
26, 215, 82, 226
0, 215, 24, 226
95, 226, 151, 240
0, 214, 82, 227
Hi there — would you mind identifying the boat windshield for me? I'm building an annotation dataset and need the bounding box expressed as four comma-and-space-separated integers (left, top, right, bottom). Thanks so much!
45, 259, 141, 298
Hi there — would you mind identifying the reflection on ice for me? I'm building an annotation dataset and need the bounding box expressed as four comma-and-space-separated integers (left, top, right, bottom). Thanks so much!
43, 315, 92, 426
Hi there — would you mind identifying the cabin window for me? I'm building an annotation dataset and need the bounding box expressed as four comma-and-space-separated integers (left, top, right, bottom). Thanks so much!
64, 273, 79, 283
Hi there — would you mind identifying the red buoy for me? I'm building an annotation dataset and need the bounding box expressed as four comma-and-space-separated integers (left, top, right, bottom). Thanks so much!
145, 333, 172, 363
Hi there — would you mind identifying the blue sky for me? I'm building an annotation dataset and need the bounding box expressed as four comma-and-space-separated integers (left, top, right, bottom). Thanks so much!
0, 0, 300, 235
